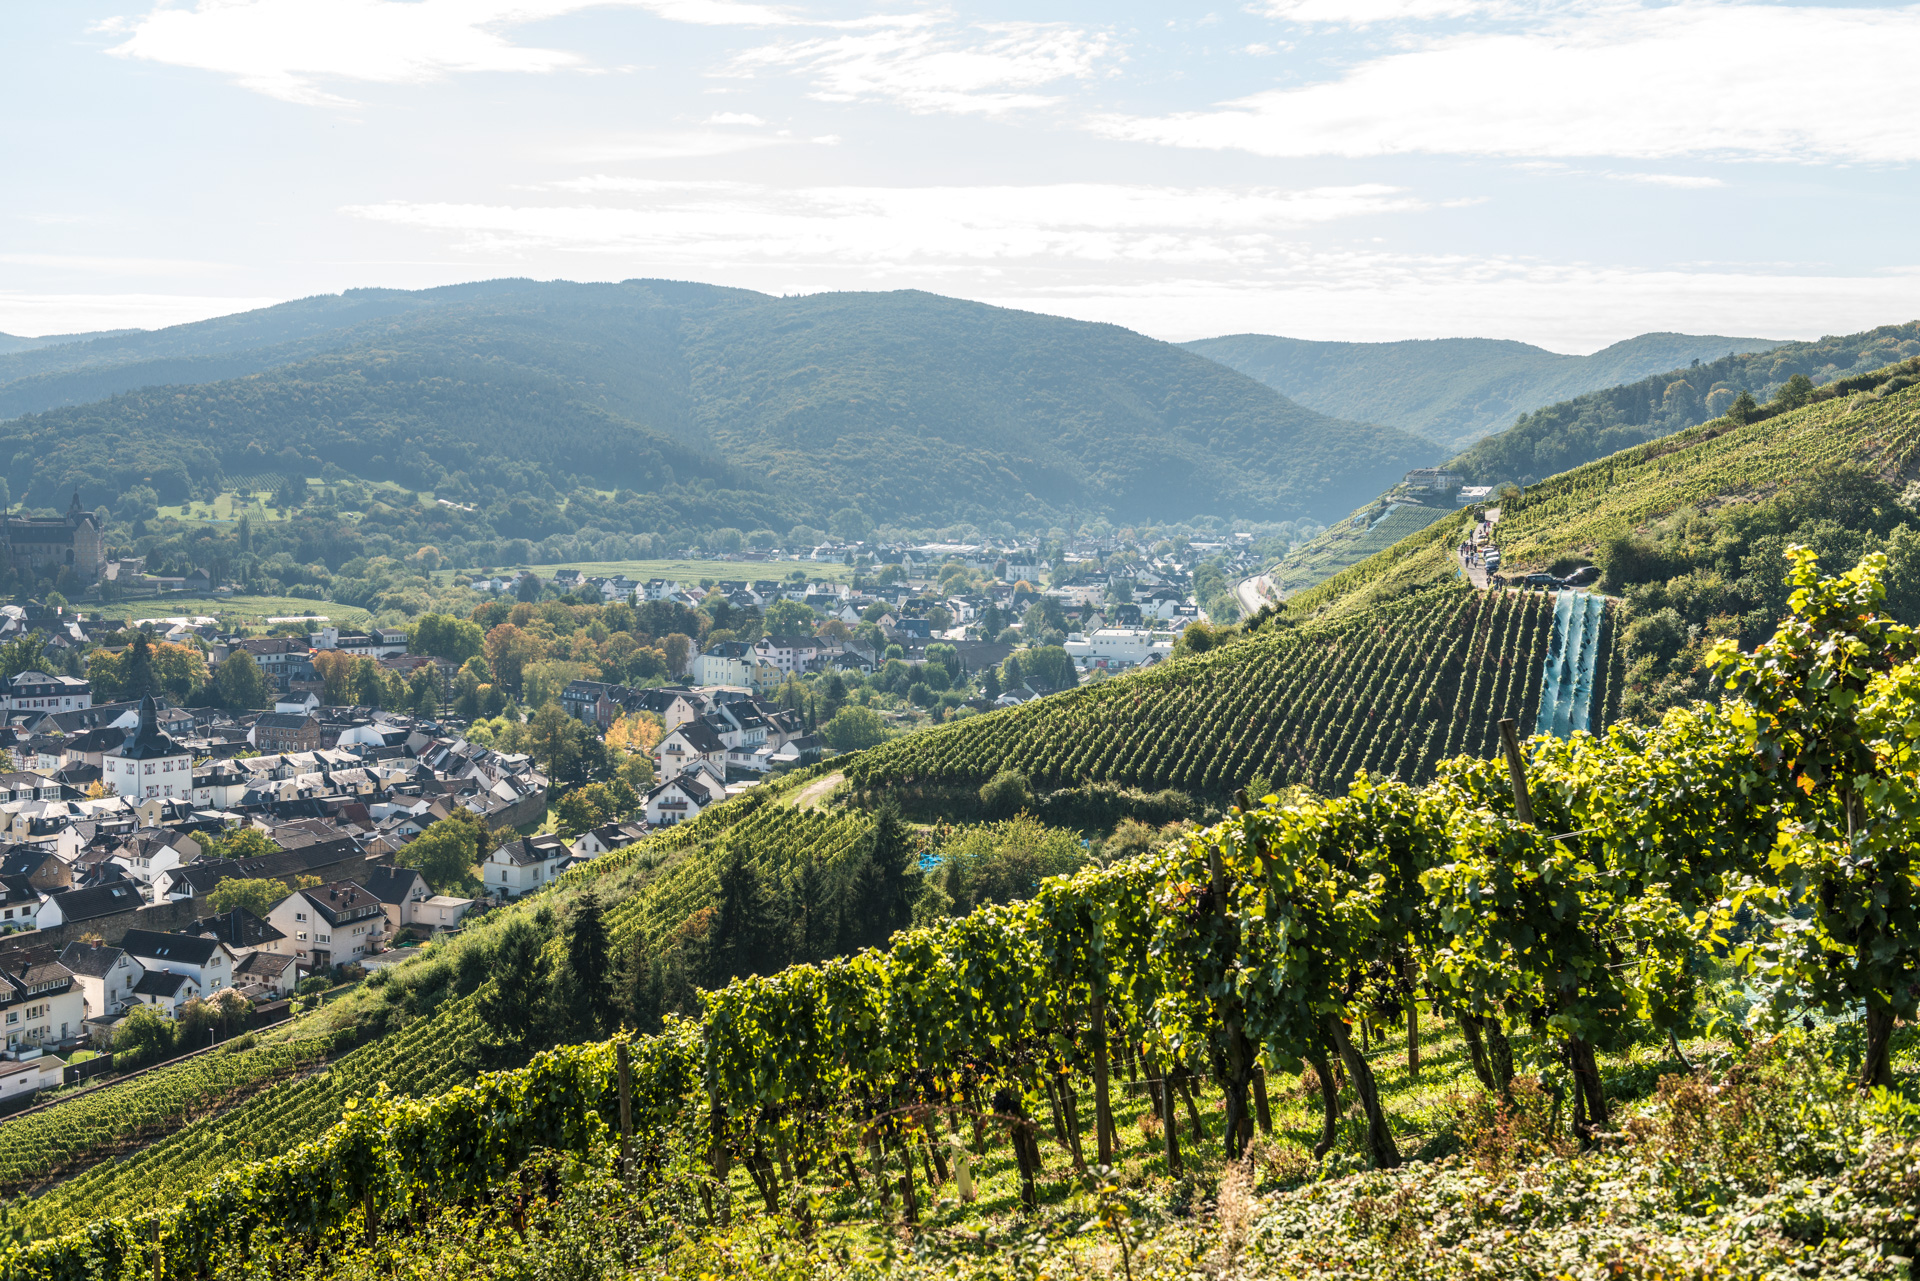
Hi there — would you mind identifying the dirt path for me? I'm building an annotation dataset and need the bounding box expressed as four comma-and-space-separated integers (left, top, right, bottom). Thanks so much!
788, 771, 845, 811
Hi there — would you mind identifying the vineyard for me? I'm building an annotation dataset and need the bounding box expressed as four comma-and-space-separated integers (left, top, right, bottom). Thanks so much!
8, 550, 1920, 1280
846, 586, 1617, 797
1289, 372, 1920, 623
0, 1035, 343, 1196
1266, 498, 1456, 597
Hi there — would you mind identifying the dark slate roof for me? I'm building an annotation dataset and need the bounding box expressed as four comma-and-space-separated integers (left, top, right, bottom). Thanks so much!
0, 846, 56, 878
133, 970, 190, 998
235, 950, 294, 978
119, 929, 222, 966
253, 713, 317, 731
362, 864, 426, 905
164, 841, 361, 898
670, 720, 726, 754
47, 880, 143, 923
117, 694, 185, 761
491, 834, 568, 867
58, 942, 128, 979
189, 907, 285, 949
298, 880, 381, 925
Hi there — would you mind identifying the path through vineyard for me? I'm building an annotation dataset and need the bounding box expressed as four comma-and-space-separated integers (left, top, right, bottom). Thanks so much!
787, 771, 844, 810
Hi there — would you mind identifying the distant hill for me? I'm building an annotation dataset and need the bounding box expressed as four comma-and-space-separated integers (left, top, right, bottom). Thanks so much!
1184, 331, 1780, 449
0, 328, 135, 358
1449, 322, 1920, 486
0, 280, 1431, 531
1288, 355, 1920, 623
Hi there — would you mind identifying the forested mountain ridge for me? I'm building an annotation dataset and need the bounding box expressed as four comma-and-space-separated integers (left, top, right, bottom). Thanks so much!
1448, 321, 1920, 486
1185, 329, 1779, 448
0, 279, 1432, 530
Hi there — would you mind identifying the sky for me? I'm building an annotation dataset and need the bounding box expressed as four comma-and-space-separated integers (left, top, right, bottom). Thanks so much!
2, 0, 1916, 351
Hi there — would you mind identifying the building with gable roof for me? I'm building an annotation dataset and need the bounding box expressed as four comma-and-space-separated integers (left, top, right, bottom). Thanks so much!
3, 493, 104, 583
102, 694, 193, 802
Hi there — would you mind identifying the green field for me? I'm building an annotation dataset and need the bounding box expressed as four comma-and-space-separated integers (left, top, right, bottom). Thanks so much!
95, 595, 372, 629
153, 492, 295, 525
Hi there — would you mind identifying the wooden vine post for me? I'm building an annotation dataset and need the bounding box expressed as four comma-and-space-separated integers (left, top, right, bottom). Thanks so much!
1498, 718, 1534, 824
617, 1041, 633, 1177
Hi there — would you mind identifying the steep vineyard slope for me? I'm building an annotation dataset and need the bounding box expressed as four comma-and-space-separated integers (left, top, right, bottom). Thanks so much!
846, 586, 1618, 798
1290, 368, 1920, 624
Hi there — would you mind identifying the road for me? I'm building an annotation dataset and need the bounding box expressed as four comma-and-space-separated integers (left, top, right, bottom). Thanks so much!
1234, 573, 1274, 618
787, 771, 845, 811
1459, 506, 1501, 589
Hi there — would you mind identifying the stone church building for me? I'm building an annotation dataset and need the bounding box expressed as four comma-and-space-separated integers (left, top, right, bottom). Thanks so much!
4, 494, 105, 583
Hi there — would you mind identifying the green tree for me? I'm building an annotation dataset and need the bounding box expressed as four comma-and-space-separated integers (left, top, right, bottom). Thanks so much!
206, 877, 291, 918
409, 613, 485, 664
1021, 645, 1076, 692
0, 634, 47, 682
125, 632, 157, 701
202, 826, 279, 861
477, 916, 553, 1049
111, 1005, 176, 1070
821, 704, 888, 751
763, 598, 817, 638
560, 889, 612, 1039
397, 811, 489, 894
212, 650, 271, 711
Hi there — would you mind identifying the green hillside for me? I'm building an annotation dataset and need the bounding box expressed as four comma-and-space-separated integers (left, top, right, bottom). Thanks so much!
845, 583, 1615, 799
0, 281, 1430, 530
1290, 356, 1920, 625
1262, 495, 1453, 597
1449, 321, 1920, 486
1185, 330, 1778, 449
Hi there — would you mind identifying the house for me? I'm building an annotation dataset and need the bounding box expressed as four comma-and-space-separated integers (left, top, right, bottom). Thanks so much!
6, 672, 91, 713
263, 880, 386, 970
188, 906, 286, 956
413, 894, 477, 933
692, 641, 755, 689
643, 771, 719, 827
568, 821, 648, 859
1403, 468, 1465, 493
483, 834, 568, 899
0, 773, 58, 805
38, 879, 145, 931
110, 828, 203, 887
101, 695, 193, 802
232, 950, 297, 1000
131, 969, 200, 1018
0, 949, 85, 1049
251, 713, 323, 754
362, 865, 430, 933
119, 928, 239, 994
653, 720, 726, 782
230, 638, 315, 693
752, 635, 821, 677
0, 845, 69, 893
0, 875, 46, 933
59, 941, 142, 1020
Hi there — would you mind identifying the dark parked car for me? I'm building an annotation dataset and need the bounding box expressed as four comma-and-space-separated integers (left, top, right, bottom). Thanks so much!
1562, 565, 1601, 587
1521, 573, 1562, 589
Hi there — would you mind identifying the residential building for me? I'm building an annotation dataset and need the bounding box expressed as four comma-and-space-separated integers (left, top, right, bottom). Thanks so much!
752, 635, 821, 677
568, 821, 648, 859
6, 671, 90, 712
1062, 628, 1174, 673
643, 771, 719, 827
482, 834, 568, 899
131, 969, 199, 1018
264, 881, 386, 970
59, 941, 142, 1020
692, 641, 754, 688
232, 950, 297, 999
119, 928, 239, 994
189, 906, 286, 956
0, 949, 85, 1049
251, 713, 323, 754
654, 720, 727, 781
102, 694, 193, 802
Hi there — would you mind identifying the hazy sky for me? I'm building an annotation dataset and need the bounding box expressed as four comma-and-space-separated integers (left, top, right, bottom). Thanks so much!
3, 0, 1916, 350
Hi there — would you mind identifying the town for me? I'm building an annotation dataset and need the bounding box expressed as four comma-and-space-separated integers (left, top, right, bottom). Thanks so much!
0, 498, 1248, 1102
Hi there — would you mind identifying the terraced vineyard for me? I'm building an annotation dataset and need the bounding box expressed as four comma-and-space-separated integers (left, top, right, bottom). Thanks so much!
847, 586, 1616, 797
21, 1000, 485, 1235
1290, 375, 1920, 623
1268, 498, 1459, 596
0, 1035, 343, 1195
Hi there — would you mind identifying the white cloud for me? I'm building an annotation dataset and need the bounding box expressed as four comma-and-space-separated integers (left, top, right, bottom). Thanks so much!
0, 252, 227, 275
704, 112, 767, 125
0, 293, 284, 338
1101, 3, 1920, 163
729, 18, 1115, 115
555, 131, 792, 161
99, 0, 792, 106
1606, 172, 1724, 189
343, 181, 1424, 265
1258, 0, 1518, 23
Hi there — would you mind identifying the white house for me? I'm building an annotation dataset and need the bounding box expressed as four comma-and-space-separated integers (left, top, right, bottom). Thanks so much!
109, 828, 203, 887
6, 672, 91, 713
0, 954, 84, 1050
0, 1054, 63, 1101
692, 641, 755, 688
58, 942, 142, 1020
1062, 628, 1174, 673
131, 969, 200, 1018
568, 821, 648, 859
644, 771, 720, 827
119, 929, 238, 994
483, 833, 569, 899
654, 720, 727, 781
101, 694, 193, 802
264, 881, 387, 970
